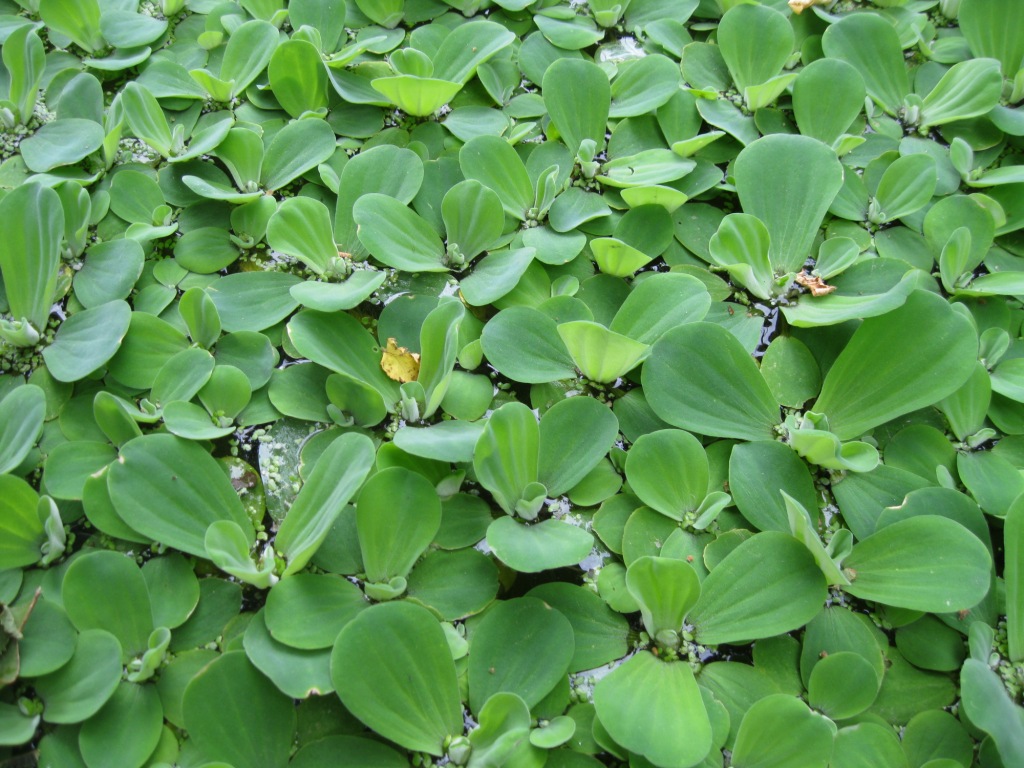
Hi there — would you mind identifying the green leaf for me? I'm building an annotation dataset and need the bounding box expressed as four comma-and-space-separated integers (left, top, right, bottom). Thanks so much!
74, 239, 144, 309
180, 288, 222, 350
734, 134, 844, 274
20, 119, 104, 173
242, 610, 334, 700
261, 118, 337, 191
822, 12, 909, 114
626, 556, 700, 640
353, 193, 446, 272
468, 597, 575, 715
42, 301, 131, 383
474, 402, 540, 516
290, 736, 406, 768
108, 434, 253, 558
100, 10, 166, 48
707, 213, 775, 300
291, 271, 387, 312
759, 336, 822, 408
538, 396, 619, 496
3, 26, 45, 125
807, 652, 880, 720
287, 309, 400, 407
120, 82, 173, 158
609, 273, 711, 345
220, 19, 279, 98
331, 602, 462, 755
843, 516, 992, 612
432, 20, 516, 84
417, 299, 464, 417
62, 550, 153, 659
36, 629, 121, 725
265, 574, 367, 650
593, 652, 711, 768
718, 4, 793, 91
543, 59, 609, 155
486, 516, 595, 573
960, 659, 1024, 767
959, 0, 1024, 76
183, 651, 296, 768
79, 681, 163, 768
392, 421, 485, 465
792, 58, 866, 146
590, 238, 653, 277
206, 274, 299, 334
0, 475, 44, 569
919, 58, 1004, 129
596, 149, 695, 189
525, 583, 629, 672
812, 291, 978, 441
371, 76, 462, 117
357, 466, 441, 584
441, 179, 504, 261
0, 702, 38, 748
0, 384, 45, 474
689, 532, 827, 645
871, 154, 937, 224
142, 554, 198, 630
406, 548, 498, 621
1007, 495, 1024, 662
39, 0, 104, 53
482, 307, 576, 384
0, 183, 63, 335
625, 429, 709, 521
290, 0, 347, 53
730, 694, 834, 768
459, 248, 536, 306
334, 145, 424, 259
460, 135, 534, 220
643, 322, 780, 441
276, 432, 375, 576
609, 54, 681, 118
727, 441, 818, 534
198, 531, 257, 595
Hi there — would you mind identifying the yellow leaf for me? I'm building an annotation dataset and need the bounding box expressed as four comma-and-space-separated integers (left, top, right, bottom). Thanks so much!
381, 338, 420, 383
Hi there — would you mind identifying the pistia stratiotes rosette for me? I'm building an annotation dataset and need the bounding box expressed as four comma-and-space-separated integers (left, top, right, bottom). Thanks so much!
2, 0, 1024, 767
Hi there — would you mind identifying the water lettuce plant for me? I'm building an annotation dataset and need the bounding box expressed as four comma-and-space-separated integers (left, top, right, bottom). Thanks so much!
2, 0, 1024, 766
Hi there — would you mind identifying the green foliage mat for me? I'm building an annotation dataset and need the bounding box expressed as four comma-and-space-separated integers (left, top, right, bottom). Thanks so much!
2, 0, 1024, 766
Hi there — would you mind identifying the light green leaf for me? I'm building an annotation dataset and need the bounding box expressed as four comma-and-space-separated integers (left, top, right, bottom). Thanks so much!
557, 321, 650, 383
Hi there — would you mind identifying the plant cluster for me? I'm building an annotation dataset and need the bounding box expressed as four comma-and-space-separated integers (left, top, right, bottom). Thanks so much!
1, 0, 1024, 766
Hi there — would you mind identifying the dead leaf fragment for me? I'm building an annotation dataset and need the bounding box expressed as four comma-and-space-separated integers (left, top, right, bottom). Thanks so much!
381, 338, 420, 383
795, 272, 837, 297
788, 0, 828, 13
